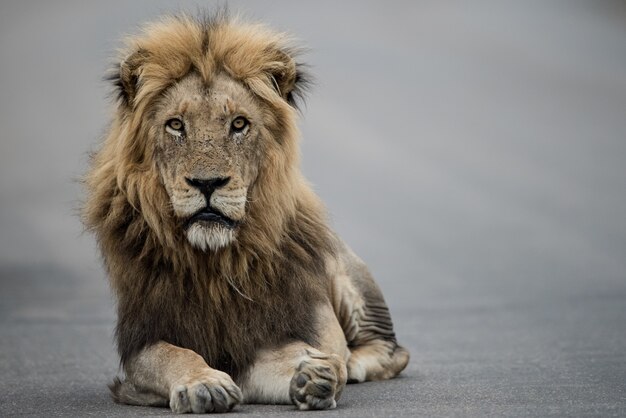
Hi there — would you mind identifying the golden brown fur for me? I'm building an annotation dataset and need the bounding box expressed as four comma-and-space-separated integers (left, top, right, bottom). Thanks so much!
84, 12, 408, 413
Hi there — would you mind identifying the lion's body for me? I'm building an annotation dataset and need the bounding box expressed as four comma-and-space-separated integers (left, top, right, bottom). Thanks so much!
84, 13, 408, 412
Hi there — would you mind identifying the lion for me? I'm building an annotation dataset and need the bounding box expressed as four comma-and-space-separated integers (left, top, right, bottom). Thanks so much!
83, 12, 409, 413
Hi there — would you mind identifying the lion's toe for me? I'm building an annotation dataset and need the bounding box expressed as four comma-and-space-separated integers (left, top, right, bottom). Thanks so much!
169, 371, 242, 413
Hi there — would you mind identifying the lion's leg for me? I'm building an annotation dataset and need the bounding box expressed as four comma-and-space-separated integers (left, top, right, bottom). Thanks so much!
241, 304, 348, 410
347, 337, 410, 383
113, 341, 242, 414
332, 244, 410, 383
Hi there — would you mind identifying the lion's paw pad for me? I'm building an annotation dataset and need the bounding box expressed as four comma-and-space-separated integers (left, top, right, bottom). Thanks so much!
289, 359, 339, 410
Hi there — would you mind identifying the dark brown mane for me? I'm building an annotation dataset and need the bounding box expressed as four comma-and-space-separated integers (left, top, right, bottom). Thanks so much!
108, 198, 334, 379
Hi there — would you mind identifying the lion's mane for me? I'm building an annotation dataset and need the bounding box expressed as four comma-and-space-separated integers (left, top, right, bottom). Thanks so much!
83, 13, 335, 379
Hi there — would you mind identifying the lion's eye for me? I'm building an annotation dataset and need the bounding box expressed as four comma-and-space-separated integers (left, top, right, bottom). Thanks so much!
165, 118, 184, 136
231, 116, 249, 132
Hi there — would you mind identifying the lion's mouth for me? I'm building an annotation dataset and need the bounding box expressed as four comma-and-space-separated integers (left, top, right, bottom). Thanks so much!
185, 207, 238, 229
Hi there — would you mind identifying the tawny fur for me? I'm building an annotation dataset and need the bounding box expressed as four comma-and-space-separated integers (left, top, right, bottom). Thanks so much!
83, 11, 408, 411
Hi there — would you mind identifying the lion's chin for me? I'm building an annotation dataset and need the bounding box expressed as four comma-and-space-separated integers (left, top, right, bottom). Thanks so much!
185, 222, 235, 252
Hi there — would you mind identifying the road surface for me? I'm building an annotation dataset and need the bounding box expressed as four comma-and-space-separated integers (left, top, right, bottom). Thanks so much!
1, 1, 625, 416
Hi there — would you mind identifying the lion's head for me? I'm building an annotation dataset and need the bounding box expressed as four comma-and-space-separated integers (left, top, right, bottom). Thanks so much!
85, 14, 317, 256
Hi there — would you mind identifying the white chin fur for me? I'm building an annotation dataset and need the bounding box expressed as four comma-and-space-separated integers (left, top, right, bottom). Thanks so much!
186, 223, 234, 251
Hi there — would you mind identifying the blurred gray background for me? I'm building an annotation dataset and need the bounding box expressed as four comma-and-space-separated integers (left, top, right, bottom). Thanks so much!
1, 1, 625, 416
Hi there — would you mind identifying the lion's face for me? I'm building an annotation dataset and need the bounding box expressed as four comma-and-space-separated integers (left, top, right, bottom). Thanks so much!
154, 73, 264, 251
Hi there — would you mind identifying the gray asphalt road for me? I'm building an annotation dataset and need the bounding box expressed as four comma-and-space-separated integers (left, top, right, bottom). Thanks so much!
1, 1, 626, 416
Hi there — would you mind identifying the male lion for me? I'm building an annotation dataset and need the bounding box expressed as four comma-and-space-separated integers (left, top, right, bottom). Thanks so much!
84, 13, 409, 413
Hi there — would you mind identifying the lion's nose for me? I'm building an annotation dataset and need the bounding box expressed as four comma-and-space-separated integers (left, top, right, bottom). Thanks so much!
185, 176, 230, 200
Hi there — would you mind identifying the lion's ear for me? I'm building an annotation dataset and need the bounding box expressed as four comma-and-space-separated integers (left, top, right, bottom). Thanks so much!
269, 50, 310, 109
112, 49, 147, 107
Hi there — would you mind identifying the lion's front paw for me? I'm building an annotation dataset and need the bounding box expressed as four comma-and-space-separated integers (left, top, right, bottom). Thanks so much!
169, 369, 242, 414
289, 352, 346, 410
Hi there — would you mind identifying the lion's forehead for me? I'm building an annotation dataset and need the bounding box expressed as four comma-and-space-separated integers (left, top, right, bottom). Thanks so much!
161, 73, 258, 121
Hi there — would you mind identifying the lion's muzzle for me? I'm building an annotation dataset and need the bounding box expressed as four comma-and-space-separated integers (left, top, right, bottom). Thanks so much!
181, 175, 245, 251
184, 176, 239, 228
